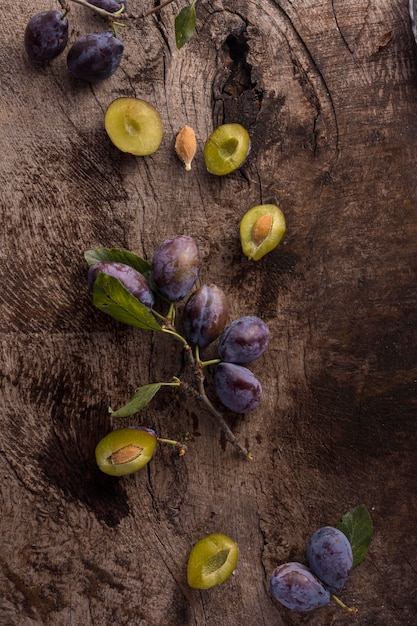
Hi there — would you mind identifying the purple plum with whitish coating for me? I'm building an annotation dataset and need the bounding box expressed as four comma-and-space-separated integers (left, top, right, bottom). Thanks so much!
306, 526, 353, 593
88, 261, 154, 310
183, 284, 229, 349
218, 316, 269, 364
151, 236, 200, 302
214, 362, 262, 413
270, 562, 331, 612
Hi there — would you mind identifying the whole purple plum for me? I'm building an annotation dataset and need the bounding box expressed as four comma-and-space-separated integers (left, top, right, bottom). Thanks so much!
24, 10, 69, 65
151, 236, 200, 302
218, 316, 269, 364
270, 562, 331, 612
88, 261, 154, 310
183, 284, 229, 349
214, 362, 262, 413
67, 32, 124, 83
306, 526, 353, 593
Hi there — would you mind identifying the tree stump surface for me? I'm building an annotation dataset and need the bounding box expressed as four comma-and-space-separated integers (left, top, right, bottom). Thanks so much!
1, 1, 417, 624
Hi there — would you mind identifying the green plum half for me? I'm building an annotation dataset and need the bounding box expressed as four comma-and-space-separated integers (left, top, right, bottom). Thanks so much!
187, 533, 239, 589
104, 97, 163, 156
204, 124, 250, 176
240, 204, 286, 260
95, 427, 157, 476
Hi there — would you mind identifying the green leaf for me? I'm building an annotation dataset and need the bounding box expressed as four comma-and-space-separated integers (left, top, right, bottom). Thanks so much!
93, 272, 162, 331
175, 2, 197, 49
336, 504, 374, 568
84, 248, 151, 275
110, 383, 164, 417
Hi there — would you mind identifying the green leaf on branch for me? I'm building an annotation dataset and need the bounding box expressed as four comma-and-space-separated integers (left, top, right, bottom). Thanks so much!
84, 247, 151, 275
110, 383, 164, 417
110, 379, 181, 417
93, 272, 161, 330
337, 504, 374, 568
175, 1, 197, 49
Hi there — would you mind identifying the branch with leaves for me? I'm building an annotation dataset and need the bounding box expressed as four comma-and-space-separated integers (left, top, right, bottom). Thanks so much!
61, 0, 199, 49
85, 246, 253, 460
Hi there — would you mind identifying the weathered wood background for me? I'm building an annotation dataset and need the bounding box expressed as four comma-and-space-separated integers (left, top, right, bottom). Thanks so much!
1, 0, 417, 624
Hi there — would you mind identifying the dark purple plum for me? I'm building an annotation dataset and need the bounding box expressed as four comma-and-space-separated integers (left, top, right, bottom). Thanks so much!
270, 562, 331, 612
218, 316, 270, 364
214, 362, 262, 413
306, 526, 353, 593
88, 261, 154, 310
67, 32, 124, 82
183, 284, 229, 349
151, 236, 200, 302
88, 0, 128, 12
24, 10, 69, 65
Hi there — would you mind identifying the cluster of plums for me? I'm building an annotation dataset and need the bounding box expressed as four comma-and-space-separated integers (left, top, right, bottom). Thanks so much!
88, 235, 269, 475
89, 235, 269, 416
270, 526, 353, 612
24, 1, 126, 82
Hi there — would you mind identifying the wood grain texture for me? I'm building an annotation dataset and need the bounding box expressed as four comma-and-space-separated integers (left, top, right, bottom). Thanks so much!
1, 0, 417, 624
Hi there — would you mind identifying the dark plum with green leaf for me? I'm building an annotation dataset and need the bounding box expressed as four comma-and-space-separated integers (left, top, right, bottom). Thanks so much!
67, 32, 124, 82
24, 10, 69, 65
88, 261, 155, 310
306, 526, 353, 593
183, 284, 229, 349
151, 236, 201, 302
214, 362, 262, 413
218, 316, 270, 364
270, 562, 331, 612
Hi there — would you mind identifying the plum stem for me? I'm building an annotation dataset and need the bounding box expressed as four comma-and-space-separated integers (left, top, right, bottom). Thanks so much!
195, 382, 254, 460
157, 437, 187, 456
194, 345, 221, 368
180, 349, 253, 460
161, 326, 190, 348
139, 0, 178, 19
65, 0, 188, 21
331, 594, 358, 614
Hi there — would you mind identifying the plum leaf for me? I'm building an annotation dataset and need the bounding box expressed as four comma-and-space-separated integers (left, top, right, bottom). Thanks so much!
110, 383, 165, 417
93, 272, 161, 330
85, 247, 151, 274
175, 2, 197, 49
336, 504, 374, 568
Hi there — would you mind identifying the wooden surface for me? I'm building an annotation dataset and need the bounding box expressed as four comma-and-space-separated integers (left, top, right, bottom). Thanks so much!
1, 0, 417, 624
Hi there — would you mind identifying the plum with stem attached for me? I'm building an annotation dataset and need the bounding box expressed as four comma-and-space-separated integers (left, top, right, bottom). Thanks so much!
24, 10, 69, 65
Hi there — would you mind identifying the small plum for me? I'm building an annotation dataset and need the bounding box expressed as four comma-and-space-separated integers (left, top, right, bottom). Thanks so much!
151, 236, 200, 302
88, 261, 155, 310
270, 562, 331, 612
306, 526, 353, 593
24, 10, 69, 65
218, 316, 269, 364
183, 284, 229, 349
67, 32, 124, 83
214, 362, 262, 413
